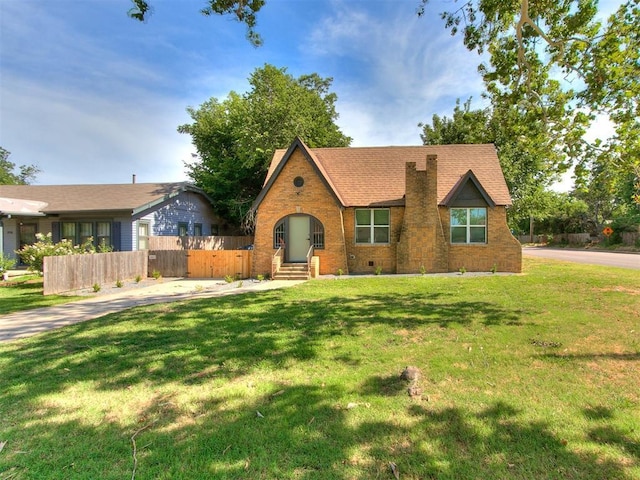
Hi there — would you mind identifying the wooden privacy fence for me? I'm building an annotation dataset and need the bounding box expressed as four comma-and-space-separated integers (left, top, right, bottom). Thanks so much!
148, 235, 253, 251
148, 250, 252, 279
43, 251, 148, 295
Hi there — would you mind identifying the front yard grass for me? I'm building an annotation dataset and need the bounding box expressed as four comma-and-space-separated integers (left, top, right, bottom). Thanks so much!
0, 276, 83, 315
0, 258, 638, 479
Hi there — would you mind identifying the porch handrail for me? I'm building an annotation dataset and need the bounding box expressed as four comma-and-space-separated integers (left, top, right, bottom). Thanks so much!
306, 245, 314, 277
272, 247, 283, 279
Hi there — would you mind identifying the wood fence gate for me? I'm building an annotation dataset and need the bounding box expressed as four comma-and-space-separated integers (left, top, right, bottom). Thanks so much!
148, 250, 252, 279
187, 250, 251, 278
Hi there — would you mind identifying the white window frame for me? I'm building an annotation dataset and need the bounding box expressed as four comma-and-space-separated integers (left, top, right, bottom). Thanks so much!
450, 208, 487, 244
355, 208, 390, 245
138, 221, 150, 250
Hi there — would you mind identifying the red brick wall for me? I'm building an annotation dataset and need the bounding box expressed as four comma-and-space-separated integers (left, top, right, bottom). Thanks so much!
254, 147, 522, 276
252, 148, 347, 276
343, 207, 404, 274
441, 206, 522, 273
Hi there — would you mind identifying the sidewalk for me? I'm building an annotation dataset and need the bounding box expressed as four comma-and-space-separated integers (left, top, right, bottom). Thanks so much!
0, 278, 305, 343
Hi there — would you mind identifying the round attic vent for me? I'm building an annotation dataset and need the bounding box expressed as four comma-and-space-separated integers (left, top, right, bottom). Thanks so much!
293, 176, 304, 188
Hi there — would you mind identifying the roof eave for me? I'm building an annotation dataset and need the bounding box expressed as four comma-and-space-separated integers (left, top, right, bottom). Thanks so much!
252, 137, 345, 212
441, 170, 498, 208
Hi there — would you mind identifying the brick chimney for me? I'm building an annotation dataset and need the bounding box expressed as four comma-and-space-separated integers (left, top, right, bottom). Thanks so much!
396, 156, 448, 273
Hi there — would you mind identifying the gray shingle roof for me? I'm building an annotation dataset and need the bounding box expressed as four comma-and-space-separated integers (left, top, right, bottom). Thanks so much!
0, 182, 196, 214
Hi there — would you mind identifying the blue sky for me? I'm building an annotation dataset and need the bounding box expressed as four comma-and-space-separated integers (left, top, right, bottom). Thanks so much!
0, 0, 618, 186
1, 0, 488, 185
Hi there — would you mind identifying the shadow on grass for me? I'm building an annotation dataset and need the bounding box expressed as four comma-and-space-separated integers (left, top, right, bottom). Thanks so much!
0, 283, 635, 479
2, 388, 632, 479
541, 352, 640, 361
0, 277, 81, 315
0, 288, 528, 399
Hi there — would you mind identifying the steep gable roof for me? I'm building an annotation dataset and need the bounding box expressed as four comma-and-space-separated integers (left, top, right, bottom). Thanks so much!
254, 137, 345, 209
260, 143, 511, 207
441, 170, 496, 207
0, 182, 210, 215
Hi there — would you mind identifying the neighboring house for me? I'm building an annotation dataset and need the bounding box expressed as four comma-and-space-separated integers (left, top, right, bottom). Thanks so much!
0, 182, 232, 260
251, 138, 522, 278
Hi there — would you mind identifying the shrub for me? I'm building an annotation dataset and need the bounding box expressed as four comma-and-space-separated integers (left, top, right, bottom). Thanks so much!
92, 283, 101, 293
0, 253, 16, 273
152, 270, 162, 280
97, 239, 113, 253
115, 279, 123, 288
16, 233, 94, 275
459, 266, 467, 275
374, 266, 382, 275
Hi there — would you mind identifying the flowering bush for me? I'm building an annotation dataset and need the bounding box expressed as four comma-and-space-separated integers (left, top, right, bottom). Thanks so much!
16, 232, 96, 275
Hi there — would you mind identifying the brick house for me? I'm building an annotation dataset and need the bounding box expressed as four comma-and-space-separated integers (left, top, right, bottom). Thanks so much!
251, 138, 522, 278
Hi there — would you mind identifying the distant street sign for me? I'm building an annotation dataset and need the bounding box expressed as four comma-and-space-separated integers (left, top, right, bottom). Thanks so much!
602, 226, 614, 237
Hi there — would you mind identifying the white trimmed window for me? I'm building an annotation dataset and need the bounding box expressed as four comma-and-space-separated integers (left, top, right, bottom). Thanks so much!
355, 209, 390, 244
450, 208, 487, 244
138, 222, 150, 250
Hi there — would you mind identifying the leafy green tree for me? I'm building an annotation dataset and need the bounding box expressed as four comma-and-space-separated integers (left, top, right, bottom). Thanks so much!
529, 193, 590, 235
128, 0, 265, 46
419, 98, 572, 230
0, 147, 40, 185
418, 0, 639, 205
179, 64, 351, 228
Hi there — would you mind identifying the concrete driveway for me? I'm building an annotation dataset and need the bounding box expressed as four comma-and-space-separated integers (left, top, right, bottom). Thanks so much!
0, 278, 305, 343
523, 247, 640, 270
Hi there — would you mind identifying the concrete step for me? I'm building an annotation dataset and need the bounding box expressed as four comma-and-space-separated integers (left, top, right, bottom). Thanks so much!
274, 263, 310, 280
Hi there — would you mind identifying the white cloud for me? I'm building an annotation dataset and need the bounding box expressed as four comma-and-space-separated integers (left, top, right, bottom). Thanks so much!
1, 73, 191, 184
306, 1, 485, 145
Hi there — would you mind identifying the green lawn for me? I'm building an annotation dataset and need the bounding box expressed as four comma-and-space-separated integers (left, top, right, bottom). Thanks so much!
0, 276, 82, 315
0, 258, 638, 479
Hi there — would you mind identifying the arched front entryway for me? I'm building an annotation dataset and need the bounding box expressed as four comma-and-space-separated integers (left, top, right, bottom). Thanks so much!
274, 214, 324, 263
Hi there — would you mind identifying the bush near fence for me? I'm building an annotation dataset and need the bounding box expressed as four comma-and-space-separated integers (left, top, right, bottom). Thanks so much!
622, 232, 640, 246
148, 236, 253, 251
43, 251, 148, 295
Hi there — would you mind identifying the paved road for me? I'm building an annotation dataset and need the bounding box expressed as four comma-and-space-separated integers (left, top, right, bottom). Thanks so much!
0, 278, 305, 343
523, 247, 640, 270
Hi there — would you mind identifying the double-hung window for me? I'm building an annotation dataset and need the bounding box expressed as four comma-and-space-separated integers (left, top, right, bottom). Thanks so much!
79, 222, 94, 245
355, 209, 390, 244
138, 222, 150, 250
61, 223, 76, 243
96, 222, 111, 249
450, 208, 487, 244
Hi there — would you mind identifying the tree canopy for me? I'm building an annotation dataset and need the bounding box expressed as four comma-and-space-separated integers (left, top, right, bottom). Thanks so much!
128, 0, 265, 46
179, 64, 351, 229
0, 147, 40, 185
419, 0, 640, 206
420, 98, 565, 229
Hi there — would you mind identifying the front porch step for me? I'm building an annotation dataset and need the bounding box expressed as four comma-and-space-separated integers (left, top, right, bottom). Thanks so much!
273, 263, 310, 281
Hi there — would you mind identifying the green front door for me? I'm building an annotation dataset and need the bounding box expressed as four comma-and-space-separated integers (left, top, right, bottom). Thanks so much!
288, 215, 310, 262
